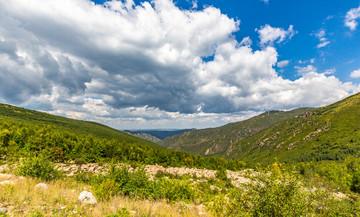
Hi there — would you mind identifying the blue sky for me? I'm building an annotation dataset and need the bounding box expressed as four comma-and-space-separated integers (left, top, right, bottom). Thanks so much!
0, 0, 359, 129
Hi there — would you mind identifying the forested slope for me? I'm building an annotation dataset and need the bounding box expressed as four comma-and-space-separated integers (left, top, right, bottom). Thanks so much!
224, 93, 360, 164
160, 108, 312, 156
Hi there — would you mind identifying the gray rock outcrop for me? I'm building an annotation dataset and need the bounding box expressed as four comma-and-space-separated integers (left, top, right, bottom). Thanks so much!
78, 191, 97, 205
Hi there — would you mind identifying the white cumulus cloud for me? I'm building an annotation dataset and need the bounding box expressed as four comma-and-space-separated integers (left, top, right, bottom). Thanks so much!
314, 29, 330, 48
257, 24, 296, 46
350, 69, 360, 78
345, 6, 360, 30
277, 60, 289, 68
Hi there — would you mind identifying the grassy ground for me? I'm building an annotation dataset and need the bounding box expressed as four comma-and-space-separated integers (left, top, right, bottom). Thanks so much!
0, 177, 206, 217
1, 157, 360, 217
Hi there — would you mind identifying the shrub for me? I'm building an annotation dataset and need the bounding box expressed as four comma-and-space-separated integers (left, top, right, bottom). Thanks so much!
74, 158, 86, 165
95, 179, 120, 201
158, 178, 195, 202
15, 155, 61, 181
351, 171, 360, 193
248, 172, 313, 216
106, 208, 130, 217
95, 165, 161, 200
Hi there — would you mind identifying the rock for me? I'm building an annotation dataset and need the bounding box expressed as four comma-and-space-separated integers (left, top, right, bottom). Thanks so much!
0, 173, 13, 180
0, 180, 13, 185
0, 207, 7, 213
35, 183, 48, 190
0, 165, 9, 172
333, 192, 348, 200
78, 191, 97, 205
16, 176, 26, 183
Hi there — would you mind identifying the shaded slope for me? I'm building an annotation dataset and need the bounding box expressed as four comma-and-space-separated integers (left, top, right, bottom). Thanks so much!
0, 103, 245, 170
160, 108, 312, 156
0, 103, 156, 146
224, 93, 360, 164
125, 131, 162, 144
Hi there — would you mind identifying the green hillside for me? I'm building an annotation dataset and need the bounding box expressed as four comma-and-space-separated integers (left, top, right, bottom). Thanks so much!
160, 108, 312, 156
224, 93, 360, 164
0, 103, 154, 145
0, 103, 243, 170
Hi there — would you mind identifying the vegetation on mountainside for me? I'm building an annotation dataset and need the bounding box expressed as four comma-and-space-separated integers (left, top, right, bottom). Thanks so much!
224, 93, 360, 164
127, 129, 192, 140
0, 103, 244, 170
160, 108, 312, 156
125, 131, 162, 144
211, 93, 360, 194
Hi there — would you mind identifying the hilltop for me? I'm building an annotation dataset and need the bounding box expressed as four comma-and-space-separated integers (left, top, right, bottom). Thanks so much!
160, 108, 312, 156
0, 103, 154, 146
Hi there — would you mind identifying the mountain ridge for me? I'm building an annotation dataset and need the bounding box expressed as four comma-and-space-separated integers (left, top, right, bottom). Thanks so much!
222, 92, 360, 164
160, 107, 313, 156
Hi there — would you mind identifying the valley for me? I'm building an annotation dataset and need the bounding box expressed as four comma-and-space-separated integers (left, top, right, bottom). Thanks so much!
1, 94, 360, 216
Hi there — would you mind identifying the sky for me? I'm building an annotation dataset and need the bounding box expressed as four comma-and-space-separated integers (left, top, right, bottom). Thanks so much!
0, 0, 360, 130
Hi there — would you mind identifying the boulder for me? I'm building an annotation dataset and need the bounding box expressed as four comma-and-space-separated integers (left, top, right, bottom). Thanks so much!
0, 180, 13, 185
35, 183, 48, 190
0, 207, 7, 213
0, 173, 13, 180
78, 191, 97, 205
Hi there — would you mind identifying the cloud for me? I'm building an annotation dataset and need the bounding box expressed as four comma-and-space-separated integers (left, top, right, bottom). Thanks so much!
295, 65, 317, 76
314, 29, 330, 48
277, 60, 289, 68
240, 37, 252, 47
345, 6, 360, 30
191, 0, 198, 9
323, 68, 336, 75
350, 69, 360, 78
261, 0, 269, 4
0, 0, 357, 129
257, 24, 296, 46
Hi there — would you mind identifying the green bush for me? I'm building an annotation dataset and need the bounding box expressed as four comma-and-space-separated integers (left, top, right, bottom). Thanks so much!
249, 172, 312, 216
95, 179, 120, 201
95, 165, 161, 200
15, 155, 61, 181
158, 178, 195, 202
74, 158, 86, 165
106, 208, 130, 217
29, 210, 44, 217
351, 171, 360, 193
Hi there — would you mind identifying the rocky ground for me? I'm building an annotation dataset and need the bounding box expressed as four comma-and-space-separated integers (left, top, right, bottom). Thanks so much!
50, 163, 254, 187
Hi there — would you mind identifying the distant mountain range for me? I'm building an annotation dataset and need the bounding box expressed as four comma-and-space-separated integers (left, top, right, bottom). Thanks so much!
160, 108, 313, 156
125, 129, 193, 142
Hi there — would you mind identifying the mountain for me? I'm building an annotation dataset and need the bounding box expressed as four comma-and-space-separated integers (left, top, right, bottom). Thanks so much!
223, 93, 360, 164
160, 108, 312, 156
0, 103, 155, 146
125, 129, 193, 141
125, 131, 162, 144
0, 103, 242, 170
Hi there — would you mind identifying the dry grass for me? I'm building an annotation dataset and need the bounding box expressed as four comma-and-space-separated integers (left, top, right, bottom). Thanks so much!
0, 177, 208, 217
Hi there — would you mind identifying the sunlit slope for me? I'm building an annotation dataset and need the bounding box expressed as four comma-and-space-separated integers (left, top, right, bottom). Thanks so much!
224, 93, 360, 164
160, 108, 312, 156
